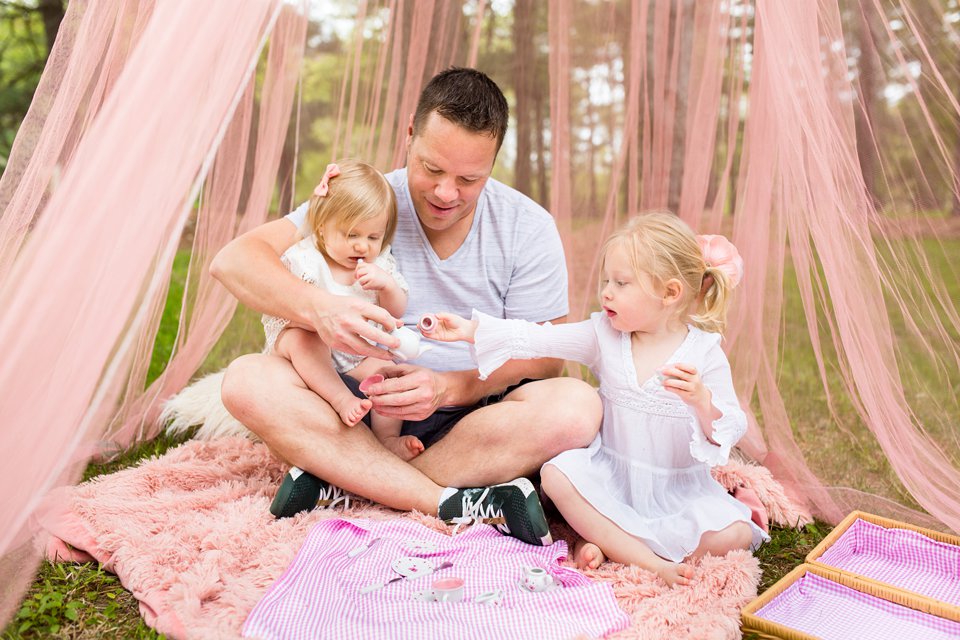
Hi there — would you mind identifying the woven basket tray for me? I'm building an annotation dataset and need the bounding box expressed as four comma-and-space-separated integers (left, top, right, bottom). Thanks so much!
805, 510, 960, 620
741, 562, 960, 639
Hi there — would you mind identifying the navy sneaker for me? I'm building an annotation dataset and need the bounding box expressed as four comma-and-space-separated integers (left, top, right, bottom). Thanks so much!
269, 467, 349, 518
438, 478, 553, 546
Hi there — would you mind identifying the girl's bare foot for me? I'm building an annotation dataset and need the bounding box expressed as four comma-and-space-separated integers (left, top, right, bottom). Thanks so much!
381, 435, 424, 461
656, 560, 694, 588
331, 393, 372, 426
574, 539, 606, 570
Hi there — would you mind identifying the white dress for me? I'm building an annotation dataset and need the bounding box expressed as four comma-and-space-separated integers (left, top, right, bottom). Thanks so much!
262, 237, 408, 373
470, 310, 769, 562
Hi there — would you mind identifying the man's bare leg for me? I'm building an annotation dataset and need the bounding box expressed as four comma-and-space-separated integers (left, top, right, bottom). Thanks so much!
222, 353, 442, 514
409, 377, 602, 487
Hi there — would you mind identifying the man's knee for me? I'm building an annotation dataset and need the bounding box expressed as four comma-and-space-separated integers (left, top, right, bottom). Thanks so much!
542, 378, 602, 447
221, 354, 266, 420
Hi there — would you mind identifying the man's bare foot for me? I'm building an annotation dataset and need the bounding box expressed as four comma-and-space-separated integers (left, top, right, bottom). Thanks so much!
381, 435, 424, 461
656, 560, 694, 588
574, 539, 606, 570
331, 393, 372, 426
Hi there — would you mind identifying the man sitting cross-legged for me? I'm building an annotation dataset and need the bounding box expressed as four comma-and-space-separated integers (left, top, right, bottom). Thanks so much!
211, 67, 601, 545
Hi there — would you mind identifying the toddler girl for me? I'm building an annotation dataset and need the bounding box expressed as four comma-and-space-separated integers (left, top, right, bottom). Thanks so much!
262, 160, 423, 461
423, 212, 768, 586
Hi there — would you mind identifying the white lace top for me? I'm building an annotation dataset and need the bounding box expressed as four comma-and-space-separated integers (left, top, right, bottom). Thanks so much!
262, 237, 408, 373
471, 310, 769, 561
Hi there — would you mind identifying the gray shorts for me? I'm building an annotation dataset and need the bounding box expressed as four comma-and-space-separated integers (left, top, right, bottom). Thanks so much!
339, 372, 538, 448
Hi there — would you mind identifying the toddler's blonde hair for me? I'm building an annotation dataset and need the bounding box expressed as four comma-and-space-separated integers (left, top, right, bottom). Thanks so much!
306, 159, 397, 258
599, 211, 733, 333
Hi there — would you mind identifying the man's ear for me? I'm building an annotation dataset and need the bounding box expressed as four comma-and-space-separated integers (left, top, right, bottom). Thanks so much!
662, 278, 684, 305
406, 113, 415, 140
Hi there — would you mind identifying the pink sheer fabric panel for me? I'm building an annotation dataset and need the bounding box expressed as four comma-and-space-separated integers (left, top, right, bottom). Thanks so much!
103, 8, 308, 448
0, 0, 304, 624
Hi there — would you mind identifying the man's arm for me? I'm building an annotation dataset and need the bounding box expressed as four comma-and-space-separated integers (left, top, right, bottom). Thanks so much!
210, 219, 399, 359
437, 315, 567, 405
367, 315, 566, 421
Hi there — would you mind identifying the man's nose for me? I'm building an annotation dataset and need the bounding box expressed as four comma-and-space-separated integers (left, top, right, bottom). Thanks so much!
434, 177, 458, 203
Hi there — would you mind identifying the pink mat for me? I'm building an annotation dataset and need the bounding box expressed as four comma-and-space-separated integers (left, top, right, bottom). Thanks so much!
37, 438, 806, 640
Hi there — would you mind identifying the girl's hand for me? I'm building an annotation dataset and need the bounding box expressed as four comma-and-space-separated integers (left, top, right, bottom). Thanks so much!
419, 312, 478, 343
660, 363, 712, 413
355, 261, 393, 291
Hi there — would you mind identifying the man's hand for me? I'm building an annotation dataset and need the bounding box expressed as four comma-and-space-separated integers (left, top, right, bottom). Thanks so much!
310, 293, 401, 360
361, 363, 446, 421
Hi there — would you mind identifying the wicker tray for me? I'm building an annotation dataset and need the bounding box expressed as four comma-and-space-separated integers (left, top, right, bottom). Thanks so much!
805, 510, 960, 616
741, 563, 960, 639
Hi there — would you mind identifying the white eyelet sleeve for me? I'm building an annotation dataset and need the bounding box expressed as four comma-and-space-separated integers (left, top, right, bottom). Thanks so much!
470, 310, 602, 380
687, 337, 747, 466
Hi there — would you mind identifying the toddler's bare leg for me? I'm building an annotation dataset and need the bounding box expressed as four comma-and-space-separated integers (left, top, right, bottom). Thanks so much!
688, 521, 753, 560
275, 328, 371, 426
540, 464, 694, 588
371, 413, 424, 461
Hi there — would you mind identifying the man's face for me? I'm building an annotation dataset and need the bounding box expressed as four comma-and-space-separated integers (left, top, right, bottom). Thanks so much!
405, 112, 498, 238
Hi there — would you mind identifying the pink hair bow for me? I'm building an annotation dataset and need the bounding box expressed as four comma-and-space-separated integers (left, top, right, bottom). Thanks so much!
697, 234, 744, 288
313, 163, 341, 197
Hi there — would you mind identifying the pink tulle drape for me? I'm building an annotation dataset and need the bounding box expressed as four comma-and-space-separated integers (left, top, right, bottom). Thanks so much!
0, 0, 306, 624
2, 0, 960, 628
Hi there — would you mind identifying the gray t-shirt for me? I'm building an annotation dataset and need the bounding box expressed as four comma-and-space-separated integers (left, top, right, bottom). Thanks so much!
286, 167, 568, 371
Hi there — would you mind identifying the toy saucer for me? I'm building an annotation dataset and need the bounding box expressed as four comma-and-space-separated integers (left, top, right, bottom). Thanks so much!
391, 556, 433, 577
516, 576, 561, 593
403, 539, 439, 555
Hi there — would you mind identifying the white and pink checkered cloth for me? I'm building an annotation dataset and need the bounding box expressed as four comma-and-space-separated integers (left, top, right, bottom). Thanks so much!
242, 518, 629, 640
819, 518, 960, 606
755, 571, 960, 640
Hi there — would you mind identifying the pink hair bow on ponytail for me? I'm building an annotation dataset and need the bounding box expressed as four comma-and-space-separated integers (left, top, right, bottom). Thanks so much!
697, 234, 744, 288
313, 163, 341, 197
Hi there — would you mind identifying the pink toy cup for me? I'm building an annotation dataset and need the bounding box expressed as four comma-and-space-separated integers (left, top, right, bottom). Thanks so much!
418, 314, 438, 333
358, 374, 384, 395
431, 576, 464, 602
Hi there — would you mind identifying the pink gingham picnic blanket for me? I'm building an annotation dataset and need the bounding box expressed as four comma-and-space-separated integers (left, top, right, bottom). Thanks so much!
242, 518, 629, 640
818, 517, 960, 605
755, 571, 960, 640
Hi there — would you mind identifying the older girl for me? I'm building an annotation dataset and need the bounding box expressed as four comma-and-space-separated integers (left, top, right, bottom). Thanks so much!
423, 212, 767, 587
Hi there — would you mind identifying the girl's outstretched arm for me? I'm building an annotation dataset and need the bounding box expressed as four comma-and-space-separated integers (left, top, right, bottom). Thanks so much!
420, 312, 479, 343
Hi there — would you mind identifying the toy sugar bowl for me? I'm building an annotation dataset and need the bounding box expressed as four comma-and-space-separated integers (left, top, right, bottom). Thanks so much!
519, 566, 556, 593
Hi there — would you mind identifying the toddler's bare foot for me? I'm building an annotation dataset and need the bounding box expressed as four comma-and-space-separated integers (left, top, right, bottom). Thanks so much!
656, 560, 694, 588
574, 540, 605, 570
332, 394, 372, 426
381, 435, 424, 461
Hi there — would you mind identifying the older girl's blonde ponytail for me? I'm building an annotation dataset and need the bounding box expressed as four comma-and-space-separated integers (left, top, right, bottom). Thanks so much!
691, 266, 732, 333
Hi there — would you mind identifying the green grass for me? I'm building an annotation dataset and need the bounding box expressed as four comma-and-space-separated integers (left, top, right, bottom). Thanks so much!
5, 235, 958, 638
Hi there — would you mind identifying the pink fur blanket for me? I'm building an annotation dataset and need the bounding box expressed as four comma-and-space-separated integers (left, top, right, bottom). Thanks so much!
37, 438, 808, 640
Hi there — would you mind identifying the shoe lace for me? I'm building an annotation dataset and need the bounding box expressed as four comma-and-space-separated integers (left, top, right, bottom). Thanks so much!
317, 482, 350, 511
449, 488, 508, 536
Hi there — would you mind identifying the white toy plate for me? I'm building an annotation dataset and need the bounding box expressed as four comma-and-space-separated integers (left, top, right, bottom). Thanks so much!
403, 539, 439, 555
391, 556, 433, 577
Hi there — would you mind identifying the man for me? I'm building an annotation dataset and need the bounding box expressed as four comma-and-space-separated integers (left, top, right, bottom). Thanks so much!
211, 68, 600, 546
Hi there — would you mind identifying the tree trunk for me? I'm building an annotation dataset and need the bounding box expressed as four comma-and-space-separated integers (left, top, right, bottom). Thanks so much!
37, 0, 66, 59
512, 0, 534, 197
